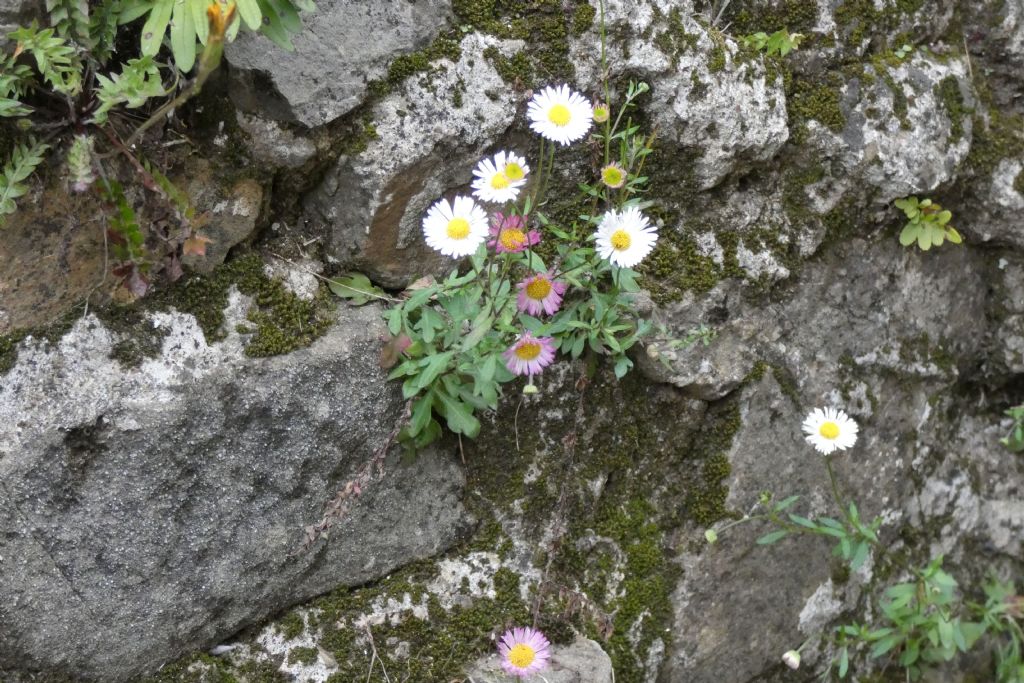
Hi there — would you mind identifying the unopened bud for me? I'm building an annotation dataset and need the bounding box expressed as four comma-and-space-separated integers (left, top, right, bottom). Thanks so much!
592, 102, 610, 123
703, 529, 718, 544
782, 650, 801, 670
523, 384, 539, 395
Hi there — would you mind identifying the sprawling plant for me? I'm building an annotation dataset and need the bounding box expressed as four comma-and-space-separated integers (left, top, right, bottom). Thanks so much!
333, 79, 711, 452
0, 0, 312, 293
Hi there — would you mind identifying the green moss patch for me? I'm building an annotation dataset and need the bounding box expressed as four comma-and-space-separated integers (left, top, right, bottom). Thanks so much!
787, 78, 847, 143
0, 252, 335, 376
454, 0, 594, 86
463, 369, 742, 681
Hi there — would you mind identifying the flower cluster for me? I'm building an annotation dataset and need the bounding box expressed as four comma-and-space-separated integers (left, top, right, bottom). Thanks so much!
419, 84, 659, 384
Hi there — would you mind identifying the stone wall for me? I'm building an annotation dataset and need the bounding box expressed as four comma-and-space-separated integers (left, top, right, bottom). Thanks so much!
1, 0, 1023, 681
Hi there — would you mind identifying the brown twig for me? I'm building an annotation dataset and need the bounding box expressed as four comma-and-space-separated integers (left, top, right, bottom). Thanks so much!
296, 402, 411, 553
531, 371, 589, 627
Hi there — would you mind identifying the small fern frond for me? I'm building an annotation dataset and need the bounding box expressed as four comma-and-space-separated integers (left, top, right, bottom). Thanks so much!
0, 138, 51, 224
8, 23, 83, 96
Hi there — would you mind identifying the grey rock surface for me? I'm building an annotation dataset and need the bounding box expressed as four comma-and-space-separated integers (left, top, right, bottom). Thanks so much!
226, 0, 452, 127
0, 299, 470, 681
464, 634, 615, 683
570, 0, 789, 190
305, 32, 523, 288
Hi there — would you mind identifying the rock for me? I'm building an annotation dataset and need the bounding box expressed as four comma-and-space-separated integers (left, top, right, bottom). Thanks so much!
235, 112, 317, 170
0, 176, 107, 334
569, 0, 789, 190
305, 32, 523, 288
180, 160, 264, 273
464, 634, 615, 683
801, 53, 975, 203
0, 301, 470, 681
226, 0, 453, 127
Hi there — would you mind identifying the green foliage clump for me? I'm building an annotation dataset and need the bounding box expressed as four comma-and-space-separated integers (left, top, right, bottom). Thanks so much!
1000, 405, 1024, 452
895, 197, 962, 251
742, 28, 804, 57
829, 560, 1024, 682
92, 57, 166, 123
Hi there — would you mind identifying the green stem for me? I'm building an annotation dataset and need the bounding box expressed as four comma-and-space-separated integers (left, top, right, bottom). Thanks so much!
599, 0, 611, 166
826, 457, 854, 528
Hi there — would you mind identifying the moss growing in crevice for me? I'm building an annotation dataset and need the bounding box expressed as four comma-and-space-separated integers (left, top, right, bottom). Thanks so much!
787, 78, 847, 143
640, 230, 723, 303
725, 0, 821, 36
368, 35, 463, 97
934, 75, 968, 145
453, 0, 594, 86
1014, 169, 1024, 196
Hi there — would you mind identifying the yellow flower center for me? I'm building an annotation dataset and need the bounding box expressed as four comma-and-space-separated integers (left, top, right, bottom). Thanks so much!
602, 166, 624, 187
508, 643, 536, 668
525, 277, 552, 300
819, 421, 840, 440
610, 229, 631, 251
499, 228, 527, 250
491, 173, 510, 190
548, 104, 571, 127
504, 162, 525, 181
514, 342, 542, 361
446, 217, 470, 240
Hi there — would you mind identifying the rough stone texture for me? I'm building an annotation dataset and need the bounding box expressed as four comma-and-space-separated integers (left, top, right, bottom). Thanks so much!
235, 111, 318, 170
179, 161, 264, 273
226, 0, 453, 127
570, 0, 789, 190
305, 32, 523, 288
0, 300, 470, 682
804, 54, 975, 204
651, 236, 996, 680
0, 178, 107, 333
465, 635, 615, 683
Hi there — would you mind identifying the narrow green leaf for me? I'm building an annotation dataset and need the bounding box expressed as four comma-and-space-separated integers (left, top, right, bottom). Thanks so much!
756, 530, 789, 545
170, 0, 197, 72
140, 0, 173, 56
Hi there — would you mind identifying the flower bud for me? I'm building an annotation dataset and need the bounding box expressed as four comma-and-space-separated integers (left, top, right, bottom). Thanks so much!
782, 650, 801, 670
523, 384, 539, 395
592, 102, 610, 123
703, 529, 718, 544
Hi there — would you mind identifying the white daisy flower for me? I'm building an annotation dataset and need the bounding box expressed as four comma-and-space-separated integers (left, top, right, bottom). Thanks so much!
422, 196, 489, 258
594, 206, 658, 268
527, 84, 594, 146
495, 150, 530, 183
802, 407, 859, 455
472, 153, 527, 203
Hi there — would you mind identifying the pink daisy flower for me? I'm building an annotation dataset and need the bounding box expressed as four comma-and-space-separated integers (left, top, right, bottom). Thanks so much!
503, 334, 556, 378
516, 273, 567, 316
498, 626, 551, 678
488, 213, 542, 254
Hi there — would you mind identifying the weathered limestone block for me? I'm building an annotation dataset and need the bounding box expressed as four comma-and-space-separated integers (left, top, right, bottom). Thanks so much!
0, 301, 470, 682
803, 53, 974, 204
570, 0, 789, 190
305, 32, 522, 288
226, 0, 453, 127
